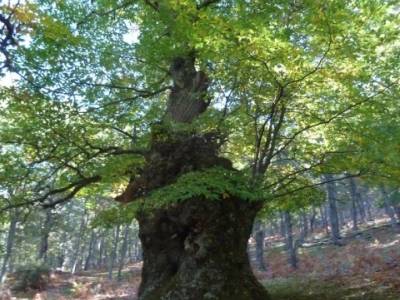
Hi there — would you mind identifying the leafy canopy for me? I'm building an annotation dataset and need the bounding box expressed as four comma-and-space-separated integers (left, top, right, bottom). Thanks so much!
0, 0, 399, 213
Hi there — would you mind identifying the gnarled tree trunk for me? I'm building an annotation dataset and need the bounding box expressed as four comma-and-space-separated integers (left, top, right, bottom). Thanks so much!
116, 55, 269, 300
138, 198, 268, 300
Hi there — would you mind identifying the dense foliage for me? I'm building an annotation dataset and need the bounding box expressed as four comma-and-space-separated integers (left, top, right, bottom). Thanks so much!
0, 1, 399, 298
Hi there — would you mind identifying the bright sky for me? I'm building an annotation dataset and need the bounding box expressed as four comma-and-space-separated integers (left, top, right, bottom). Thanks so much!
0, 72, 19, 87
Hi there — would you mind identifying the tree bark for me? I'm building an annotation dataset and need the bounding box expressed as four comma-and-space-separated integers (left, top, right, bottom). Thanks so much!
84, 231, 96, 271
71, 212, 86, 274
356, 193, 366, 224
283, 211, 297, 269
108, 224, 120, 279
361, 185, 374, 221
309, 207, 317, 233
349, 178, 359, 231
279, 211, 286, 237
253, 220, 267, 271
38, 208, 53, 263
393, 205, 400, 222
380, 185, 399, 230
0, 210, 18, 283
117, 224, 130, 281
299, 210, 308, 244
117, 55, 269, 299
338, 207, 345, 229
319, 204, 329, 235
137, 198, 268, 300
324, 174, 341, 244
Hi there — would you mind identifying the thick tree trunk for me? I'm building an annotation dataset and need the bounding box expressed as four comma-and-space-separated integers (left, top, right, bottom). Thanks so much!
127, 133, 268, 299
137, 198, 268, 300
116, 55, 269, 299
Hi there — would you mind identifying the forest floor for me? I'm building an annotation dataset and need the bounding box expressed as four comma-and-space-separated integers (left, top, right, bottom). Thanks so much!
256, 218, 400, 300
1, 218, 399, 300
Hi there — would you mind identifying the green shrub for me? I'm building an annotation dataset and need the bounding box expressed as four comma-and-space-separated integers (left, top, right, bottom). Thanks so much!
12, 264, 50, 291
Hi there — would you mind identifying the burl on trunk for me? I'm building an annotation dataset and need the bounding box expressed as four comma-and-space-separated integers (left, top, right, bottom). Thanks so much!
116, 55, 269, 300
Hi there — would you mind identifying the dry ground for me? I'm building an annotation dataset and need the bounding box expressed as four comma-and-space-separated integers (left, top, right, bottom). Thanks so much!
1, 218, 399, 300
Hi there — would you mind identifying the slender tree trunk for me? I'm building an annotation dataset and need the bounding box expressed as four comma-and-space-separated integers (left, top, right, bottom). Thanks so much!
283, 211, 297, 269
365, 198, 373, 221
349, 178, 359, 231
362, 186, 374, 221
309, 207, 316, 233
380, 185, 399, 230
57, 231, 67, 270
320, 204, 329, 235
253, 220, 267, 271
71, 212, 86, 274
127, 227, 134, 264
271, 219, 280, 236
117, 224, 130, 281
134, 237, 142, 262
108, 224, 120, 280
280, 211, 286, 237
338, 205, 345, 228
324, 174, 341, 244
0, 211, 18, 283
351, 196, 358, 231
393, 205, 400, 221
356, 196, 366, 224
38, 208, 53, 263
299, 210, 308, 244
97, 234, 105, 269
84, 231, 96, 271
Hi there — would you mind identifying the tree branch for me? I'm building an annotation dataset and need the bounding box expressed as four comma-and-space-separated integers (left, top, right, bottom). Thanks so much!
197, 0, 220, 9
0, 175, 101, 212
0, 7, 18, 71
271, 172, 362, 199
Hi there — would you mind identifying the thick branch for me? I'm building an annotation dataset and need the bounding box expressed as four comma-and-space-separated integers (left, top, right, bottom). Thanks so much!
0, 10, 17, 70
166, 55, 210, 123
0, 175, 101, 212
